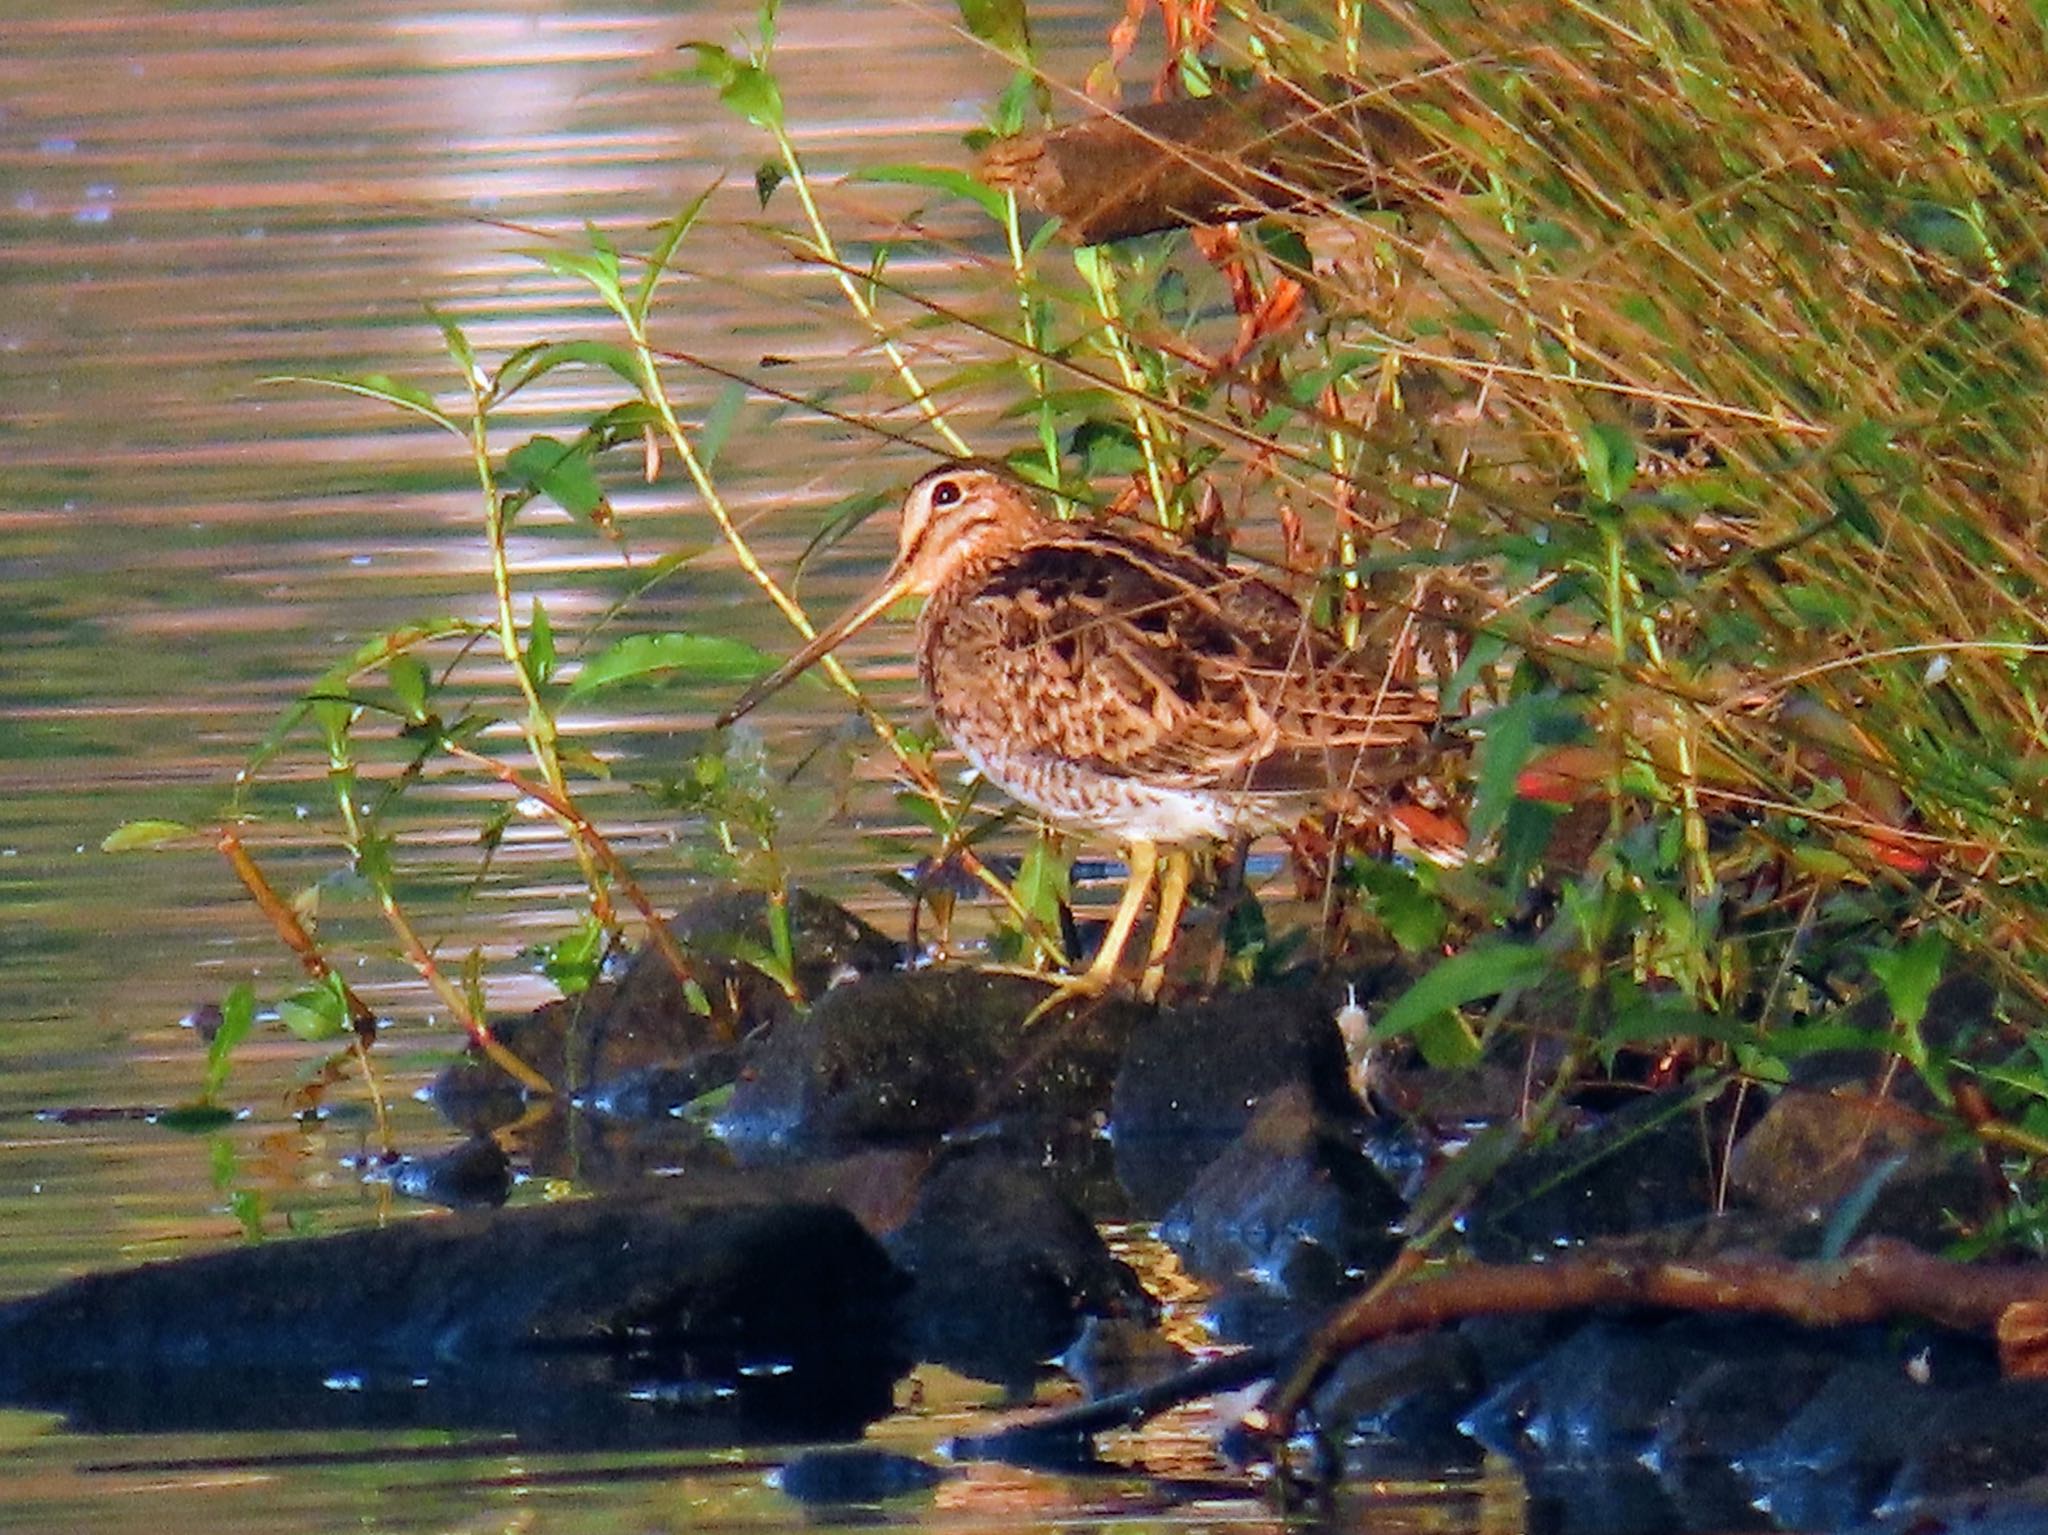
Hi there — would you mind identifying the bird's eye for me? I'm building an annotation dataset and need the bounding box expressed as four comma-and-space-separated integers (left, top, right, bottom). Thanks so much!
929, 478, 961, 508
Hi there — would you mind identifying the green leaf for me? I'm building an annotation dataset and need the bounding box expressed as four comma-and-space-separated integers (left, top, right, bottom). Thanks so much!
492, 339, 645, 401
671, 45, 783, 131
423, 302, 483, 391
264, 372, 463, 439
696, 380, 748, 470
1468, 693, 1581, 848
539, 915, 608, 996
278, 979, 349, 1042
387, 653, 431, 719
956, 0, 1031, 59
525, 241, 625, 312
527, 596, 556, 688
1011, 831, 1072, 932
504, 435, 608, 524
633, 177, 721, 325
102, 819, 193, 852
1409, 1006, 1483, 1069
895, 790, 955, 839
1348, 859, 1446, 954
671, 41, 740, 91
1868, 930, 1947, 1030
852, 164, 1006, 222
203, 982, 257, 1101
721, 62, 784, 132
568, 633, 787, 696
1373, 942, 1548, 1044
1581, 421, 1637, 503
355, 832, 395, 890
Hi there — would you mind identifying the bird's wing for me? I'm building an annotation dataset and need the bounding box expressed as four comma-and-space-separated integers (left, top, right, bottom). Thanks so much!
926, 528, 1437, 795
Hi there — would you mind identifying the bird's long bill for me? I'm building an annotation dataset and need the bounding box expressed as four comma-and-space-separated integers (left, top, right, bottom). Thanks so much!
716, 564, 915, 727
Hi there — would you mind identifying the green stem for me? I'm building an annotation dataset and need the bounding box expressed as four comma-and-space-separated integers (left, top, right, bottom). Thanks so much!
1076, 246, 1173, 524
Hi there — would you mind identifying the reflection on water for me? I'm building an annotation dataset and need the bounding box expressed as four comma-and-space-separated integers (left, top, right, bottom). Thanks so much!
0, 5, 1499, 1532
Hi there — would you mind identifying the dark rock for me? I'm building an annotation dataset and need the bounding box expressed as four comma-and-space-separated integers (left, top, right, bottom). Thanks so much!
1519, 1463, 1713, 1535
1200, 1282, 1323, 1349
715, 969, 1137, 1155
1056, 1315, 1192, 1399
431, 885, 901, 1114
1465, 1090, 1715, 1260
580, 1046, 748, 1120
1314, 1330, 1486, 1472
884, 1151, 1152, 1389
1734, 1348, 2002, 1531
1788, 971, 2002, 1100
0, 1193, 908, 1446
770, 1446, 949, 1504
1111, 986, 1362, 1211
1157, 1083, 1403, 1296
1642, 1324, 1844, 1510
383, 1135, 512, 1208
1461, 1317, 1721, 1468
1726, 1086, 2002, 1250
1455, 1310, 1588, 1387
1846, 1483, 2048, 1534
1877, 1383, 2048, 1515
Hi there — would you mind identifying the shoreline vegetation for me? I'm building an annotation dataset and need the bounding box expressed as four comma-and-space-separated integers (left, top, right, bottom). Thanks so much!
86, 0, 2048, 1514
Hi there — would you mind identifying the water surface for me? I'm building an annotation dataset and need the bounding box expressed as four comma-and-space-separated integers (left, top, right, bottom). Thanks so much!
0, 6, 1504, 1531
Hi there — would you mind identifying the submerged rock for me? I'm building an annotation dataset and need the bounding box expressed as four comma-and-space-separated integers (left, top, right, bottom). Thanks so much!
884, 1150, 1152, 1390
770, 1446, 949, 1505
0, 1193, 908, 1446
381, 1134, 513, 1208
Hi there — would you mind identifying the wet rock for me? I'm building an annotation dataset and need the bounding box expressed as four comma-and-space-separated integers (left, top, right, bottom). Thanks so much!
1462, 1316, 1723, 1468
1879, 1384, 2048, 1514
715, 969, 1137, 1155
1788, 971, 2003, 1101
1158, 1083, 1403, 1297
1726, 1086, 2002, 1250
1465, 1089, 1715, 1260
579, 1047, 748, 1120
1313, 1330, 1486, 1473
1110, 985, 1362, 1211
0, 1193, 908, 1445
1847, 1483, 2048, 1534
1057, 1315, 1192, 1399
1734, 1344, 2002, 1531
1518, 1464, 1702, 1535
383, 1135, 512, 1208
769, 1446, 949, 1504
884, 1151, 1152, 1389
1641, 1323, 1844, 1510
431, 885, 901, 1115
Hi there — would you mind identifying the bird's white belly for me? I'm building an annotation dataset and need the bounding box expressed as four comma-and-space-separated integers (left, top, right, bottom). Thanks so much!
955, 740, 1298, 845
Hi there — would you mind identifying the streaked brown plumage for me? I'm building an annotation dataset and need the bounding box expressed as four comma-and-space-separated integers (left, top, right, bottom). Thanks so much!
721, 460, 1441, 998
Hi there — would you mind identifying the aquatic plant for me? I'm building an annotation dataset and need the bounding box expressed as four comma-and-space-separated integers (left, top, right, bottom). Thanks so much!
113, 0, 2048, 1236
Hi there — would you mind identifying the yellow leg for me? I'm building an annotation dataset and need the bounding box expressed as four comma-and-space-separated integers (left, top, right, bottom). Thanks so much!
1024, 839, 1157, 1023
1138, 848, 1191, 1002
1081, 838, 1158, 990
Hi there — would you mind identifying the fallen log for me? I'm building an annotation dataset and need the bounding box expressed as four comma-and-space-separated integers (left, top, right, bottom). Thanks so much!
1245, 1237, 2048, 1449
974, 80, 1461, 244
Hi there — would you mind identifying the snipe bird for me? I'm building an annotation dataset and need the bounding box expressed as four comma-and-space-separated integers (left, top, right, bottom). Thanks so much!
719, 461, 1440, 1000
